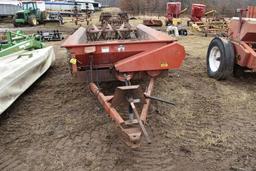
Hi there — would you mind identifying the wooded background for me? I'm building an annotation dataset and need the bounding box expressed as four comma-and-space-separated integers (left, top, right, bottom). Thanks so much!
97, 0, 256, 16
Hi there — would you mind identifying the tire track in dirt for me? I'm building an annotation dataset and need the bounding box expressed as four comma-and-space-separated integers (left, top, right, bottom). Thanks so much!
1, 36, 256, 171
0, 153, 29, 171
97, 138, 176, 171
147, 63, 235, 170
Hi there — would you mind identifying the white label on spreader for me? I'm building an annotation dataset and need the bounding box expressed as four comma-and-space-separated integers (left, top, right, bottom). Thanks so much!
118, 45, 125, 52
101, 47, 110, 53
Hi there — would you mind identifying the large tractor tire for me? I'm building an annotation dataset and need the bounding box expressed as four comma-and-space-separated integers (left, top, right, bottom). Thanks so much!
28, 15, 38, 26
233, 64, 245, 78
13, 16, 19, 27
206, 37, 235, 80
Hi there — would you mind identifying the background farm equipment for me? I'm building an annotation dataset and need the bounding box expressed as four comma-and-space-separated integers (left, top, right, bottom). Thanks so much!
0, 46, 55, 115
13, 1, 63, 27
165, 2, 187, 26
188, 4, 227, 36
0, 31, 44, 57
143, 2, 187, 27
143, 19, 163, 27
167, 25, 188, 36
143, 2, 188, 34
62, 24, 185, 147
37, 30, 64, 41
207, 6, 256, 80
190, 4, 206, 23
0, 1, 22, 18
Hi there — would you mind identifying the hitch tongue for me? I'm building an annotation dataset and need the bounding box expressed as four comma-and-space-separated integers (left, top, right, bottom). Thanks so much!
129, 100, 151, 144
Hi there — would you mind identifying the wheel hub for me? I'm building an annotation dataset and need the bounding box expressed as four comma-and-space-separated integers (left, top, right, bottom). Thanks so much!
209, 46, 221, 72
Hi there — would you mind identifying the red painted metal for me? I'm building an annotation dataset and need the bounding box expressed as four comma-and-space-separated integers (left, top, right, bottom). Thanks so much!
115, 42, 185, 72
62, 24, 185, 81
232, 41, 256, 68
89, 83, 125, 124
143, 19, 163, 27
166, 2, 181, 20
141, 78, 154, 122
247, 6, 256, 18
191, 4, 206, 22
228, 9, 256, 69
89, 80, 155, 147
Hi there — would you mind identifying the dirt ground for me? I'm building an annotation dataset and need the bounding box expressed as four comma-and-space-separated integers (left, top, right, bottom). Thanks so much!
1, 10, 256, 171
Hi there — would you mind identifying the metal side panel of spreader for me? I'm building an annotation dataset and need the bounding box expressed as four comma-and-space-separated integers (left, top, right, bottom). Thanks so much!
114, 41, 185, 73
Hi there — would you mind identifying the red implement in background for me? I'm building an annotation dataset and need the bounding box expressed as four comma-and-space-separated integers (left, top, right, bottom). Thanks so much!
142, 19, 163, 27
247, 6, 256, 18
228, 7, 256, 69
165, 2, 187, 25
62, 24, 185, 147
207, 6, 256, 80
166, 2, 181, 19
144, 2, 187, 27
166, 2, 181, 24
191, 4, 206, 22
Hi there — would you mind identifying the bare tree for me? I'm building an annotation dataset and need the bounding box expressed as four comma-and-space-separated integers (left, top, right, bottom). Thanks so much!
118, 0, 256, 16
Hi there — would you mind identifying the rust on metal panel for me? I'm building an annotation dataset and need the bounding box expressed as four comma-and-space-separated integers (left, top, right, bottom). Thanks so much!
140, 78, 155, 123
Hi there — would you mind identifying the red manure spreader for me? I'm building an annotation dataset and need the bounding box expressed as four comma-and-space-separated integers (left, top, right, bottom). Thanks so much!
62, 23, 185, 147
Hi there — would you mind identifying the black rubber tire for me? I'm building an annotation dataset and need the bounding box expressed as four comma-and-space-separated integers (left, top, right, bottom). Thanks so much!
183, 30, 188, 36
233, 64, 245, 78
179, 29, 188, 36
206, 37, 235, 80
165, 20, 172, 26
13, 16, 19, 27
187, 20, 190, 27
28, 15, 37, 26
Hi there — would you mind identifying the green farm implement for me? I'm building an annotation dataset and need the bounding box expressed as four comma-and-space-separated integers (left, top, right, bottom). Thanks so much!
0, 31, 44, 57
13, 1, 63, 27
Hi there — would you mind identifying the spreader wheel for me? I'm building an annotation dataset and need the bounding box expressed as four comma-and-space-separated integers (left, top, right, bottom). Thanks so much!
207, 37, 235, 80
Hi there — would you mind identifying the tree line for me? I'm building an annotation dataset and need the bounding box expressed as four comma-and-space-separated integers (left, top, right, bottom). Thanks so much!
98, 0, 256, 16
